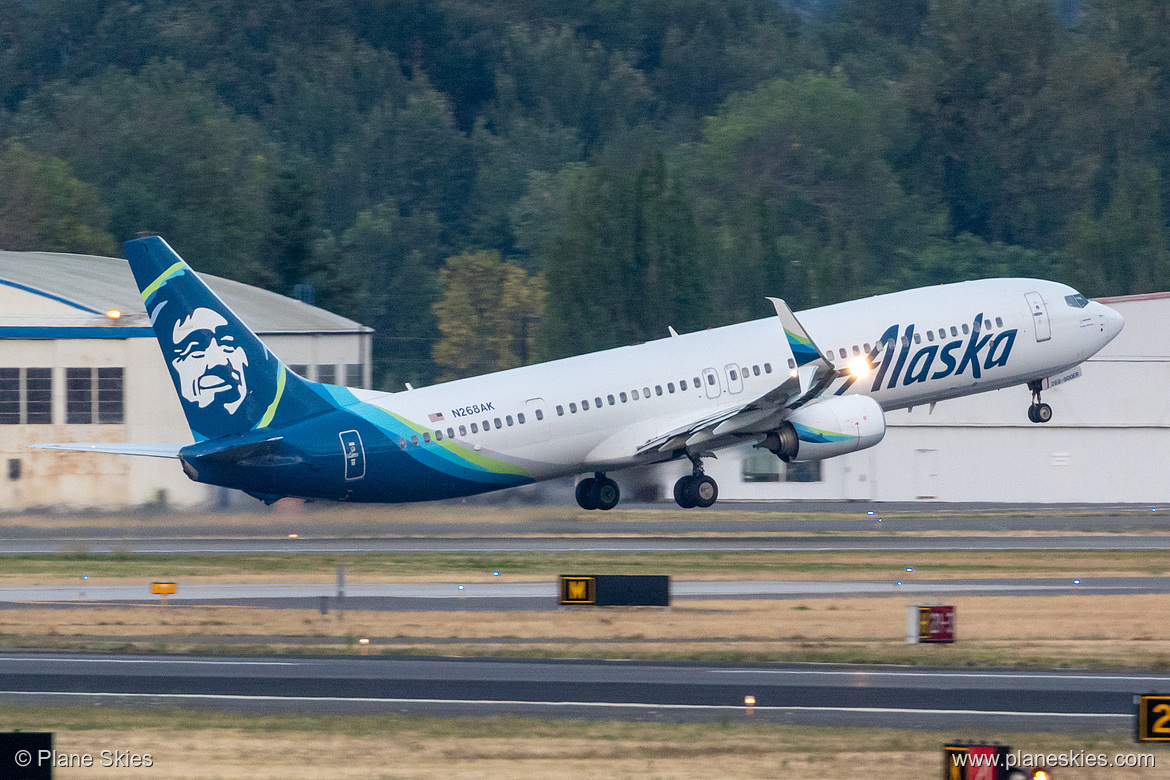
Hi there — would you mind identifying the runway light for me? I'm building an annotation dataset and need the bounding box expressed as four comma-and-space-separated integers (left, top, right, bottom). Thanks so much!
82, 575, 89, 581
106, 309, 122, 320
287, 533, 298, 539
877, 518, 883, 522
867, 511, 874, 516
896, 581, 903, 586
906, 567, 914, 573
458, 585, 465, 590
1073, 579, 1081, 585
744, 695, 756, 706
358, 638, 370, 645
493, 571, 500, 577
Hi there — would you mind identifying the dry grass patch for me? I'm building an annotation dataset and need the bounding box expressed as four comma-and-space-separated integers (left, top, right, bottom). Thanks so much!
5, 594, 1170, 668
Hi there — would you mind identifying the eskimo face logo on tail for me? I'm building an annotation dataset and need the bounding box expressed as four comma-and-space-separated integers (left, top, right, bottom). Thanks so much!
147, 278, 274, 438
171, 308, 249, 414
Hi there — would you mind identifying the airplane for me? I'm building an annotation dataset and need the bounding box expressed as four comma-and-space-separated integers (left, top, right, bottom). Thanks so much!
38, 236, 1124, 509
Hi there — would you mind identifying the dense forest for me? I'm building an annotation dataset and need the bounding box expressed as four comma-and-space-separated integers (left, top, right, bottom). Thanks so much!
1, 0, 1167, 388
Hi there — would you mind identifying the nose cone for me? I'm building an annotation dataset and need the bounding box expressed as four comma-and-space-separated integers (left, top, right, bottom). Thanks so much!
1095, 302, 1124, 344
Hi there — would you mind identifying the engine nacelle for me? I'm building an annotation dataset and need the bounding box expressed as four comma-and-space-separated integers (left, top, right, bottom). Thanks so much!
760, 395, 885, 462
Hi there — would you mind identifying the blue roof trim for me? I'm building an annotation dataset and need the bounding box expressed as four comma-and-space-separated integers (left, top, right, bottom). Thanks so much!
0, 327, 155, 339
0, 278, 104, 315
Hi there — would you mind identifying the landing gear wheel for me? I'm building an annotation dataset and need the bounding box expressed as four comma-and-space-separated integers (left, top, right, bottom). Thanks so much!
575, 477, 598, 510
690, 475, 718, 508
589, 477, 620, 511
673, 476, 697, 509
1026, 380, 1052, 424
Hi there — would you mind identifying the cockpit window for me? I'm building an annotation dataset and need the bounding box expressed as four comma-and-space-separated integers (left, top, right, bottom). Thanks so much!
1065, 293, 1089, 308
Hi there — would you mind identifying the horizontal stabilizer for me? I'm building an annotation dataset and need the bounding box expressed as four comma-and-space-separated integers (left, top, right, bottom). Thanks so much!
31, 443, 184, 459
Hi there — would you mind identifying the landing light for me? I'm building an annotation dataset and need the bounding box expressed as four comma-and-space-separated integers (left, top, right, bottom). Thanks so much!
847, 356, 871, 377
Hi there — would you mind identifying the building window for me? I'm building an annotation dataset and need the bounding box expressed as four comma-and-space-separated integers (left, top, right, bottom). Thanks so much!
743, 449, 780, 483
345, 364, 363, 388
785, 460, 822, 483
0, 369, 19, 424
289, 364, 308, 377
66, 368, 93, 424
316, 364, 336, 384
6, 458, 19, 481
1, 368, 53, 425
27, 368, 51, 424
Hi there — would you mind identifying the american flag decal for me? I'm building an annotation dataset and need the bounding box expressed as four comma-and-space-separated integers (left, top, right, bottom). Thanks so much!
428, 412, 445, 422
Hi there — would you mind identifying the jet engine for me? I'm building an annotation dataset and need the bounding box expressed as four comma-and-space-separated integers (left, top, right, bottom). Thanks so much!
759, 395, 885, 462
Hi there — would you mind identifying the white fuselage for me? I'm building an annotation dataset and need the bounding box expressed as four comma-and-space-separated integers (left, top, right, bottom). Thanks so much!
349, 279, 1123, 481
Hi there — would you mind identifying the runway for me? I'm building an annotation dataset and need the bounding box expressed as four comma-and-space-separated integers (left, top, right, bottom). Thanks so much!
0, 652, 1156, 730
2, 577, 1168, 611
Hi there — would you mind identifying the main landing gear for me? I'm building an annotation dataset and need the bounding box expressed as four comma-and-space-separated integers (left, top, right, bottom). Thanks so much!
673, 453, 718, 509
576, 472, 620, 510
1027, 379, 1052, 424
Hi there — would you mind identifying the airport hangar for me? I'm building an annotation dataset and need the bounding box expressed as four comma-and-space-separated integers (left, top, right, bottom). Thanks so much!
0, 250, 372, 510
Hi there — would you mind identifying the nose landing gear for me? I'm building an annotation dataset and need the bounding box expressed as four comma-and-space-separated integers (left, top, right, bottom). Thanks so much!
1027, 379, 1052, 423
673, 453, 719, 508
575, 472, 620, 510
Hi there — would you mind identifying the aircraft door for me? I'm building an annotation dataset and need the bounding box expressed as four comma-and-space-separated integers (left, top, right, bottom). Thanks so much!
339, 430, 366, 481
724, 364, 744, 394
1024, 292, 1051, 342
702, 368, 721, 399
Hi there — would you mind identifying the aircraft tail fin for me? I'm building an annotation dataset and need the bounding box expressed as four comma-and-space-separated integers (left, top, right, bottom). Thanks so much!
124, 236, 331, 441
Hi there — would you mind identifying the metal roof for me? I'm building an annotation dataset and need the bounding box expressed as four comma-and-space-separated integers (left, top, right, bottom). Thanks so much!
0, 250, 370, 334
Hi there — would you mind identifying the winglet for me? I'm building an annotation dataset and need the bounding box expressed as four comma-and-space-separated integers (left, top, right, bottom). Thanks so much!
767, 297, 833, 371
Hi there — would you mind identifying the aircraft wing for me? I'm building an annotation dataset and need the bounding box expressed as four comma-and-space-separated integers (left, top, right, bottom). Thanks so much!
638, 297, 843, 454
31, 443, 185, 459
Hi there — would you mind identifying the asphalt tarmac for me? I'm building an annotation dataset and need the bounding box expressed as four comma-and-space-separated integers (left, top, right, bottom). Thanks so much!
0, 652, 1157, 730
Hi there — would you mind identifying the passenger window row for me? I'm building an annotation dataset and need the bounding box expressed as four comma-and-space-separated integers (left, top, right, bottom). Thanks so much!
399, 360, 779, 450
555, 363, 773, 418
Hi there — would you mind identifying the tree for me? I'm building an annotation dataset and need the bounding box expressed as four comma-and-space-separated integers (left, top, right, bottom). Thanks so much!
538, 152, 709, 359
432, 250, 545, 380
0, 141, 115, 255
1064, 164, 1170, 296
